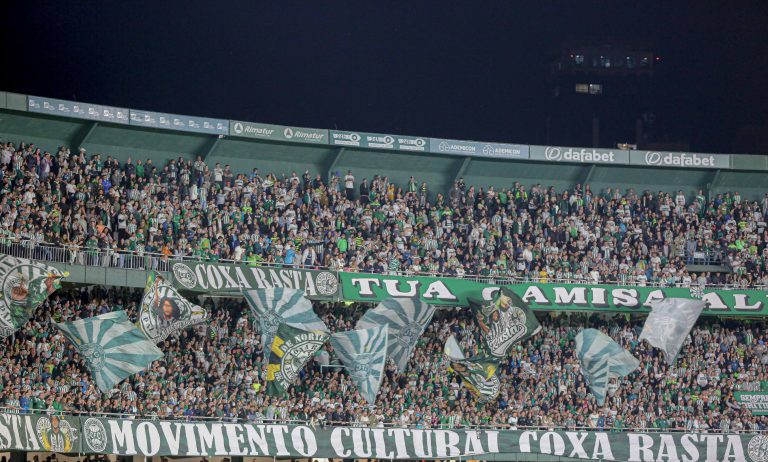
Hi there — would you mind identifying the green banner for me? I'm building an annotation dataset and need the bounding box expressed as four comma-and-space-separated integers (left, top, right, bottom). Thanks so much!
0, 412, 763, 461
735, 392, 768, 415
229, 120, 328, 144
340, 273, 768, 315
170, 262, 340, 300
0, 413, 81, 453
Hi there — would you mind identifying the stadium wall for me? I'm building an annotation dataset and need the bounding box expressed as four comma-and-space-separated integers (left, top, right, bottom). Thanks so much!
0, 92, 766, 201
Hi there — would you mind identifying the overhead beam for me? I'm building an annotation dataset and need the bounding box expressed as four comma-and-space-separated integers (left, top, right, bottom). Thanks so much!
706, 169, 722, 201
201, 136, 222, 161
326, 147, 345, 184
453, 156, 473, 184
579, 164, 596, 188
70, 121, 99, 151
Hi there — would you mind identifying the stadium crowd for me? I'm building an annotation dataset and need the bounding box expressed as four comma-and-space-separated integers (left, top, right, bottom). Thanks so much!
2, 141, 768, 288
0, 287, 766, 432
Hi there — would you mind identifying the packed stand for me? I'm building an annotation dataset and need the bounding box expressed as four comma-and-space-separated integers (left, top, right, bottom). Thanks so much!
1, 141, 767, 288
0, 287, 767, 432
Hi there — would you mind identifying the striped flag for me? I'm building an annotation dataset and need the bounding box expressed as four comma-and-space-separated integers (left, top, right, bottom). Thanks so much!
56, 311, 164, 392
356, 297, 435, 372
0, 255, 66, 338
244, 288, 327, 356
444, 335, 501, 402
266, 323, 328, 397
575, 328, 639, 405
138, 273, 209, 343
640, 298, 705, 364
330, 325, 388, 405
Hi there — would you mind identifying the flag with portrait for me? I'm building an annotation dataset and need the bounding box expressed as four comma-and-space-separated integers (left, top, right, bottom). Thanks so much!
139, 272, 209, 343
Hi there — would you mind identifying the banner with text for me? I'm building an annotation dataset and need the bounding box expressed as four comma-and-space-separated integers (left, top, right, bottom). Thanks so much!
230, 120, 328, 144
129, 110, 228, 135
629, 150, 731, 169
530, 145, 630, 164
170, 262, 339, 300
0, 413, 764, 461
430, 138, 530, 159
339, 274, 768, 316
735, 392, 768, 416
330, 130, 429, 152
27, 96, 129, 125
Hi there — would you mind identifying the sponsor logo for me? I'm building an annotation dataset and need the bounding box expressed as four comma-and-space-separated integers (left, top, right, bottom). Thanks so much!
315, 272, 339, 296
544, 147, 617, 163
398, 137, 427, 151
332, 132, 361, 145
366, 135, 395, 148
82, 418, 108, 452
438, 141, 476, 153
644, 151, 718, 168
284, 127, 326, 141
172, 263, 198, 290
233, 122, 244, 134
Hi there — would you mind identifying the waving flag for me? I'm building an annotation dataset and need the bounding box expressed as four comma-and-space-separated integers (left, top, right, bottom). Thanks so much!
244, 288, 327, 355
640, 298, 705, 364
139, 273, 208, 343
266, 323, 328, 397
330, 325, 388, 405
56, 311, 164, 392
0, 255, 66, 338
444, 336, 501, 402
575, 328, 639, 405
356, 297, 435, 372
471, 287, 541, 358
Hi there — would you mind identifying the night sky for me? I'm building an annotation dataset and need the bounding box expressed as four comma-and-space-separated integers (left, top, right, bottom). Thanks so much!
2, 1, 767, 153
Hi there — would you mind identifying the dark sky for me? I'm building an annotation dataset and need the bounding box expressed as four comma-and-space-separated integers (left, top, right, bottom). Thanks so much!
2, 1, 767, 153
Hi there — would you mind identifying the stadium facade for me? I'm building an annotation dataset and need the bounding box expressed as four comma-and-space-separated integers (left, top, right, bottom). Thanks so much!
2, 91, 768, 462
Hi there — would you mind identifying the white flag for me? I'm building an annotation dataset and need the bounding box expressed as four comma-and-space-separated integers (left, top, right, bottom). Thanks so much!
640, 298, 705, 365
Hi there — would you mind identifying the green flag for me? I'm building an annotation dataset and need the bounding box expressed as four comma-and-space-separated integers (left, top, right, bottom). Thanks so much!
444, 335, 500, 402
56, 311, 164, 392
471, 287, 541, 358
139, 272, 209, 343
0, 255, 66, 338
266, 323, 328, 397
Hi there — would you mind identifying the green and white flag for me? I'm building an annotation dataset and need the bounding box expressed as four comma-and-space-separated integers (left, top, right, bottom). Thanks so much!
139, 273, 208, 343
244, 288, 327, 355
0, 255, 66, 338
471, 287, 541, 359
330, 325, 388, 405
640, 298, 705, 365
356, 297, 435, 372
575, 328, 639, 405
444, 335, 501, 402
56, 311, 164, 392
266, 323, 328, 397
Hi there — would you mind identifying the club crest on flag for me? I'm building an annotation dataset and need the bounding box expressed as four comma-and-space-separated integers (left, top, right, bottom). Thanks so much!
356, 297, 435, 372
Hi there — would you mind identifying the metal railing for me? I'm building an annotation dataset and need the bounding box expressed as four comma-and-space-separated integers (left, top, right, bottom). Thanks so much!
0, 407, 760, 433
0, 239, 764, 291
